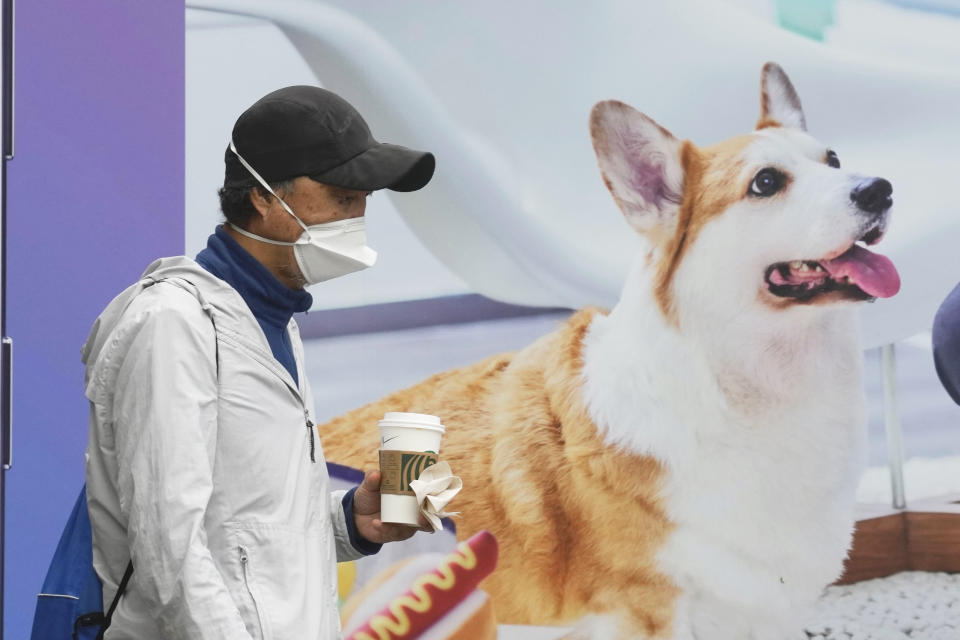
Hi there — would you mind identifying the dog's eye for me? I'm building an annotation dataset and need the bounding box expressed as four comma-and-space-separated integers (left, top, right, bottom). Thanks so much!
826, 150, 840, 169
749, 168, 785, 197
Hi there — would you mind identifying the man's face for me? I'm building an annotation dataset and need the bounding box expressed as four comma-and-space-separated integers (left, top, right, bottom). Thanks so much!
264, 176, 371, 242
245, 176, 373, 288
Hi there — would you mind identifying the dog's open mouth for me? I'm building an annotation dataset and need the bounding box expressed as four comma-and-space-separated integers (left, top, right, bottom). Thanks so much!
764, 226, 900, 302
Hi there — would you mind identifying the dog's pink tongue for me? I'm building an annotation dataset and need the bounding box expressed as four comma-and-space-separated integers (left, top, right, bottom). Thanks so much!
821, 244, 900, 298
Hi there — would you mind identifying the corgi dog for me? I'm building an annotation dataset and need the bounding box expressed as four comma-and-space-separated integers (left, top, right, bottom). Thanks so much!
321, 63, 900, 639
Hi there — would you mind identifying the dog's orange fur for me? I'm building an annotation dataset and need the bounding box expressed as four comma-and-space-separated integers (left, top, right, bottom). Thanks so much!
654, 137, 751, 319
322, 308, 679, 636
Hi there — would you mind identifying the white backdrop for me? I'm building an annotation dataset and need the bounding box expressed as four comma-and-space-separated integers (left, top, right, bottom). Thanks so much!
185, 10, 472, 309
186, 0, 960, 347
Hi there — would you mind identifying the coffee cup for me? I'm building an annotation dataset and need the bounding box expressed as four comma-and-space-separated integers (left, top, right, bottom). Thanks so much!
377, 412, 445, 526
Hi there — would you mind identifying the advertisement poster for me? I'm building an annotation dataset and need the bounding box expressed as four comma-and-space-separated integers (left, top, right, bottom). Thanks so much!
4, 2, 960, 639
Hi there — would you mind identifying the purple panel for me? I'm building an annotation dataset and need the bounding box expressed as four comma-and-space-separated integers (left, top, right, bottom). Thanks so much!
5, 3, 183, 637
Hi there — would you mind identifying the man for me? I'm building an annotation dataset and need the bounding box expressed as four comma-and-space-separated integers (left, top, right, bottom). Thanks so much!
82, 86, 436, 638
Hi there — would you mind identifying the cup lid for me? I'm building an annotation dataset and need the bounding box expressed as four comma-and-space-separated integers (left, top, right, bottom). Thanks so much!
379, 412, 443, 429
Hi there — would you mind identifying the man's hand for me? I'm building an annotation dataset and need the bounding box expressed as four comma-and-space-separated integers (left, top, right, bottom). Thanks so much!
353, 469, 432, 543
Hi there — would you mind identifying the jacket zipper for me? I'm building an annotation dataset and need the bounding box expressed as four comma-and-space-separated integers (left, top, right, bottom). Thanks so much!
305, 411, 316, 463
239, 547, 267, 638
221, 329, 315, 464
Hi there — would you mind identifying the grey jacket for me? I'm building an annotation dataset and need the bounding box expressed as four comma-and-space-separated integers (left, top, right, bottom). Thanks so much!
83, 257, 364, 639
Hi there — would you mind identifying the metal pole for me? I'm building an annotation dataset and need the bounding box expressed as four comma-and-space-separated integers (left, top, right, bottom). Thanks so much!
0, 2, 13, 634
880, 343, 906, 510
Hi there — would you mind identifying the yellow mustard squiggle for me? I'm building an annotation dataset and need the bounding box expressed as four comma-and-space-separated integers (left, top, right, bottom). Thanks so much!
352, 541, 479, 640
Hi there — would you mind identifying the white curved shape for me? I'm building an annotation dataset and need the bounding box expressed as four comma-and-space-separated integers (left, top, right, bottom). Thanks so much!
186, 0, 620, 309
186, 0, 960, 348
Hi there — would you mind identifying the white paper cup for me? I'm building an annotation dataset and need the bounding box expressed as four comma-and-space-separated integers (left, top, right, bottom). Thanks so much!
378, 412, 445, 526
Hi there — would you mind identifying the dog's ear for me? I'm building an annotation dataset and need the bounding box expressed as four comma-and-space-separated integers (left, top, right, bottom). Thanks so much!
758, 62, 806, 131
590, 100, 685, 239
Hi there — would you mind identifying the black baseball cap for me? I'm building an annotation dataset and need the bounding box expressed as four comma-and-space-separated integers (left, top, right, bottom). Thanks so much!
223, 85, 435, 192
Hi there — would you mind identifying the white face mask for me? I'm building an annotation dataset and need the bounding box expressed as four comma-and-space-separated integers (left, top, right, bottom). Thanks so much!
228, 140, 378, 285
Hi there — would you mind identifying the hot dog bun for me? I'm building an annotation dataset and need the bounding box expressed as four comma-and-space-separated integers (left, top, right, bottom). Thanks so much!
343, 530, 498, 640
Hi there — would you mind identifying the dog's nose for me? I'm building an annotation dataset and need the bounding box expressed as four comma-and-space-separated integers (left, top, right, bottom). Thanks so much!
851, 178, 893, 215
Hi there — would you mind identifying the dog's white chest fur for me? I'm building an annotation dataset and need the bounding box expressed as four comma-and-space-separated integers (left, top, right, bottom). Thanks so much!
580, 265, 867, 639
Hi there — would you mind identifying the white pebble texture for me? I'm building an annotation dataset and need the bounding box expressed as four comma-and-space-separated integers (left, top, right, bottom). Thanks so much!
805, 572, 959, 639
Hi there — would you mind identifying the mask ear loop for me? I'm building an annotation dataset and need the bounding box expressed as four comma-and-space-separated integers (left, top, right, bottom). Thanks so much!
228, 140, 313, 243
